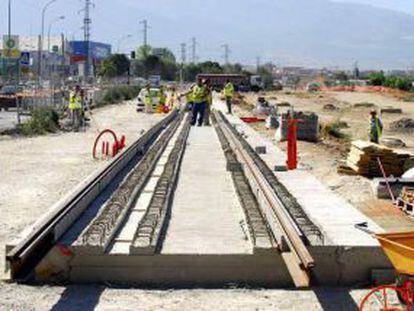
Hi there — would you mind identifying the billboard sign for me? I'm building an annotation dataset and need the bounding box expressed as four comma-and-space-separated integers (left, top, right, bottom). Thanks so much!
70, 41, 112, 62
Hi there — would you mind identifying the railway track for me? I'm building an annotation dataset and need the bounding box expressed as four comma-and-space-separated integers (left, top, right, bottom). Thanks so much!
6, 107, 319, 287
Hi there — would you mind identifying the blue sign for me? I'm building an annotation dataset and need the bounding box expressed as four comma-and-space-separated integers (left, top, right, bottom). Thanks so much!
69, 41, 112, 61
20, 51, 30, 65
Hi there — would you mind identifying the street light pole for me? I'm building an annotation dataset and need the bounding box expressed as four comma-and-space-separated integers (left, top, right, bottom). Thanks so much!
39, 0, 58, 83
8, 0, 11, 41
48, 15, 65, 52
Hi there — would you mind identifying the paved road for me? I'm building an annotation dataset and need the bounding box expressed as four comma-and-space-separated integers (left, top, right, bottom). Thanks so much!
0, 110, 28, 132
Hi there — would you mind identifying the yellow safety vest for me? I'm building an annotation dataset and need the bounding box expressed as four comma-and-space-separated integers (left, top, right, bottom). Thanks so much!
144, 90, 153, 107
158, 91, 167, 104
207, 91, 212, 106
69, 92, 82, 110
192, 85, 206, 104
370, 117, 383, 139
224, 82, 234, 98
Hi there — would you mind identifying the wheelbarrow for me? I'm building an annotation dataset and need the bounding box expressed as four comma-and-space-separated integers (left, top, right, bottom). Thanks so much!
356, 222, 414, 311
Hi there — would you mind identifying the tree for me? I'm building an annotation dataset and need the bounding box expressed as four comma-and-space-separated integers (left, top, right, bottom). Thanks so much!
334, 71, 348, 81
367, 71, 386, 86
100, 54, 130, 77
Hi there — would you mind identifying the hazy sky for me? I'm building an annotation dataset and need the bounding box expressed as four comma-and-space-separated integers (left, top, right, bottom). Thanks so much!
1, 0, 414, 68
336, 0, 414, 13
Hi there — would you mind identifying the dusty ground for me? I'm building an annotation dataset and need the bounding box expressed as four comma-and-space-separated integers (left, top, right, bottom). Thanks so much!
0, 101, 163, 274
0, 283, 368, 310
236, 90, 414, 227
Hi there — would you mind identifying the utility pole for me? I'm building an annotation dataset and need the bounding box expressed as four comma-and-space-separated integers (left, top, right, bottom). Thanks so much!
222, 43, 230, 65
7, 0, 12, 83
190, 37, 197, 63
180, 43, 187, 85
256, 56, 261, 72
180, 43, 187, 64
84, 0, 93, 77
140, 19, 149, 46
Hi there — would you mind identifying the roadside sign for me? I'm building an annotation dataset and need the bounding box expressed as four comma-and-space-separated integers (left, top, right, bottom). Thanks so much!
20, 52, 30, 65
3, 35, 19, 49
2, 35, 20, 59
2, 49, 20, 58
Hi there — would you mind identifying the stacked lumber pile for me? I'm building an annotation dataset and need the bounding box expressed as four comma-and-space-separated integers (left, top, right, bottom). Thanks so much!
400, 187, 414, 204
345, 140, 414, 177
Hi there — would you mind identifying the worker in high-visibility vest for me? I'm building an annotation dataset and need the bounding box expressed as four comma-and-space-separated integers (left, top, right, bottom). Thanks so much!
185, 84, 196, 112
369, 110, 383, 144
167, 84, 178, 111
180, 79, 208, 126
157, 85, 167, 113
223, 79, 235, 114
69, 85, 82, 132
204, 79, 212, 126
143, 84, 153, 113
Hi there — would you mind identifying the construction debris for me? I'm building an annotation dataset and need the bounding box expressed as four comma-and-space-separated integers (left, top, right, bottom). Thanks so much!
323, 104, 340, 111
275, 111, 319, 142
390, 118, 414, 132
373, 177, 414, 199
354, 102, 376, 108
380, 137, 406, 148
344, 140, 414, 177
399, 187, 414, 204
380, 107, 403, 114
396, 187, 414, 214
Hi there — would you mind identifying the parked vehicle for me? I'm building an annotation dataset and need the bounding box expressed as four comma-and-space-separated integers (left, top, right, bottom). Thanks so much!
136, 88, 160, 112
148, 75, 161, 88
0, 85, 22, 111
196, 73, 263, 92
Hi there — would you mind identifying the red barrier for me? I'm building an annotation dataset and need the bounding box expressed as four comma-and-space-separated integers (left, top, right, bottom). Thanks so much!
93, 129, 127, 159
286, 119, 302, 170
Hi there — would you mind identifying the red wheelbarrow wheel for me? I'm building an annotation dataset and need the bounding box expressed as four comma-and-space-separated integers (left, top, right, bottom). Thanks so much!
359, 285, 412, 311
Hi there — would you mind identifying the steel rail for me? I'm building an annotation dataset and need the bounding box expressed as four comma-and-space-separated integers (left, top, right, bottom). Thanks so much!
6, 111, 179, 280
214, 111, 314, 286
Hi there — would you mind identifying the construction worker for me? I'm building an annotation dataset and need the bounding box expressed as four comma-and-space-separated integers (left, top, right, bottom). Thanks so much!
186, 83, 196, 112
167, 84, 178, 111
181, 79, 208, 126
143, 84, 153, 113
158, 85, 167, 113
369, 110, 383, 144
204, 79, 212, 126
69, 85, 82, 132
223, 79, 235, 114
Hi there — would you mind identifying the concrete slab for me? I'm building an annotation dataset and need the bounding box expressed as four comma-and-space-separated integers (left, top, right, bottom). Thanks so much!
162, 126, 252, 255
213, 100, 382, 247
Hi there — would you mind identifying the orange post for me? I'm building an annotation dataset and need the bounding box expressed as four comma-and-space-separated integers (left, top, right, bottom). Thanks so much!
286, 119, 302, 170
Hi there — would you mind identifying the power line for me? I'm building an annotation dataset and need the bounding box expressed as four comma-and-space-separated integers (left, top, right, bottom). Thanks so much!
140, 19, 149, 46
180, 42, 186, 64
221, 43, 230, 65
84, 0, 93, 77
256, 56, 261, 71
190, 37, 197, 63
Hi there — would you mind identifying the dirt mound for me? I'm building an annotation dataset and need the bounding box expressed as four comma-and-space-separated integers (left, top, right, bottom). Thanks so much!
390, 118, 414, 132
323, 104, 339, 111
354, 102, 376, 108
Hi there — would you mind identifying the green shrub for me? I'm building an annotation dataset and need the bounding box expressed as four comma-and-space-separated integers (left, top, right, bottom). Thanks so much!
102, 85, 141, 104
20, 106, 60, 135
321, 120, 350, 140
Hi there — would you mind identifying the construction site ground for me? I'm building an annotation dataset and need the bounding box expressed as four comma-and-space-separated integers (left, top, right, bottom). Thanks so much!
0, 93, 410, 309
236, 90, 414, 232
